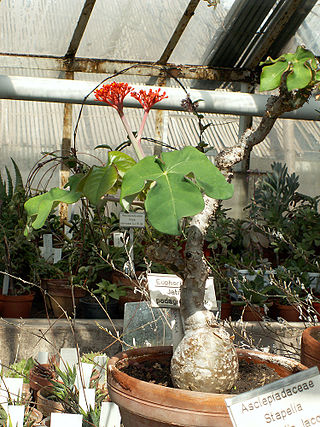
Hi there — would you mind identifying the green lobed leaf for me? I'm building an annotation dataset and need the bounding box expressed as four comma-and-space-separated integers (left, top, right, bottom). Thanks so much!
107, 151, 136, 178
76, 164, 118, 205
121, 146, 233, 235
260, 46, 317, 92
260, 60, 289, 92
24, 187, 81, 231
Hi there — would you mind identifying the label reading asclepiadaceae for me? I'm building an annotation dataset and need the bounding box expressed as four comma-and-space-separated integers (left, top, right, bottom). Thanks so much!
225, 366, 320, 427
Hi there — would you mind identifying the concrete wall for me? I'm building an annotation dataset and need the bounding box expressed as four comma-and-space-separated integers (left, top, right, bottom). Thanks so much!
0, 317, 307, 368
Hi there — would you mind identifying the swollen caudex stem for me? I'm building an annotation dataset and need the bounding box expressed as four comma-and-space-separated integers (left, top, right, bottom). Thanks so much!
170, 196, 238, 393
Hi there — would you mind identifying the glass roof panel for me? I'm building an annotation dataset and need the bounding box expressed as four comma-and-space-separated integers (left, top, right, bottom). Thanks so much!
0, 0, 84, 56
77, 0, 191, 61
170, 1, 234, 64
77, 0, 235, 64
293, 2, 320, 54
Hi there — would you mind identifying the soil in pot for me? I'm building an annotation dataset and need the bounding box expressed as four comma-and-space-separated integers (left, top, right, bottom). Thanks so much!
122, 357, 281, 394
37, 385, 64, 417
29, 363, 55, 399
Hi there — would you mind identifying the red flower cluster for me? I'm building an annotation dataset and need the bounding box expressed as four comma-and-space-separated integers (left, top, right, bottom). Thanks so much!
94, 82, 133, 115
131, 88, 168, 112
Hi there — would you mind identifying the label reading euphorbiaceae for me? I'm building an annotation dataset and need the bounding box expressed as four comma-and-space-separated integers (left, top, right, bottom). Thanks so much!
225, 366, 320, 427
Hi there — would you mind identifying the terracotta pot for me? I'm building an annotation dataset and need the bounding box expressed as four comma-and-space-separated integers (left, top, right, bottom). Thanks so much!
275, 303, 302, 321
37, 385, 64, 417
107, 346, 306, 427
220, 301, 232, 320
29, 363, 55, 395
242, 304, 265, 321
44, 279, 87, 317
0, 293, 35, 318
312, 301, 320, 321
301, 325, 320, 369
25, 407, 43, 425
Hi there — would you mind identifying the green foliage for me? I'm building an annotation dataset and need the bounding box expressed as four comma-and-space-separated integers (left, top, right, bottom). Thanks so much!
24, 186, 82, 233
247, 162, 320, 270
24, 151, 136, 233
0, 160, 40, 293
4, 357, 34, 384
260, 45, 320, 92
92, 279, 127, 305
121, 146, 233, 235
0, 158, 23, 213
46, 363, 108, 425
235, 271, 276, 306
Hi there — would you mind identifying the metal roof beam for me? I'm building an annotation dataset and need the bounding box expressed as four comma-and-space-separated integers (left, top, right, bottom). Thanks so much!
0, 53, 255, 83
65, 0, 96, 59
158, 0, 200, 65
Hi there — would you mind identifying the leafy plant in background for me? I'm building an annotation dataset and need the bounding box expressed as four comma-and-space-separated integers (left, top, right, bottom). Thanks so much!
4, 357, 34, 384
24, 45, 320, 394
92, 279, 127, 306
0, 160, 40, 294
247, 162, 320, 270
233, 272, 275, 307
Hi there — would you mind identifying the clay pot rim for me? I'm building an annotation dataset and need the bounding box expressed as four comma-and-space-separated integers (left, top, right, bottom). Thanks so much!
302, 325, 320, 343
108, 345, 307, 401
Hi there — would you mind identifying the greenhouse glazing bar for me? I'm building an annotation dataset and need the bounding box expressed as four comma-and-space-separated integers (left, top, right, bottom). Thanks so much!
0, 74, 319, 120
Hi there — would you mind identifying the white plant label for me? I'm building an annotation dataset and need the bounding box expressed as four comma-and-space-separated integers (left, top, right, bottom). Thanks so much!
36, 351, 49, 364
7, 405, 25, 427
0, 378, 23, 403
40, 233, 62, 264
93, 355, 108, 385
113, 232, 124, 247
75, 362, 94, 390
225, 366, 320, 427
79, 388, 95, 412
119, 212, 145, 228
2, 274, 9, 295
59, 347, 78, 372
99, 401, 121, 427
50, 413, 82, 427
147, 273, 217, 310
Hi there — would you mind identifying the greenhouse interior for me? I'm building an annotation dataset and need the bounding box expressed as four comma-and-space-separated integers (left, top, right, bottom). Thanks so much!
0, 0, 320, 426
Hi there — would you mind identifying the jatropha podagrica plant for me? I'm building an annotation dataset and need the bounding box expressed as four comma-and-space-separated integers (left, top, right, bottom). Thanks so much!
25, 80, 238, 393
25, 45, 320, 393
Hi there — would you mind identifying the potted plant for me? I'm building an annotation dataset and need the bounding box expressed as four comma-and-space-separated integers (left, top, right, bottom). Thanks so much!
37, 362, 108, 424
24, 45, 318, 423
231, 270, 275, 321
268, 266, 309, 322
0, 160, 40, 317
79, 278, 127, 319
